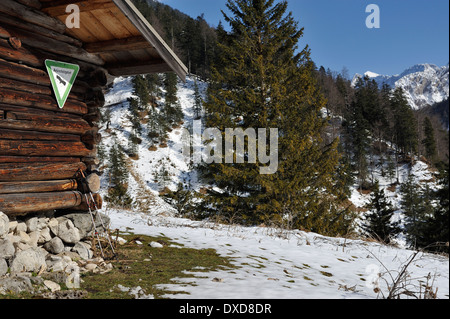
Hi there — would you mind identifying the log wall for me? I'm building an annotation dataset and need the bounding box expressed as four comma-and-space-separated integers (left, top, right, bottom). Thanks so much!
0, 1, 105, 216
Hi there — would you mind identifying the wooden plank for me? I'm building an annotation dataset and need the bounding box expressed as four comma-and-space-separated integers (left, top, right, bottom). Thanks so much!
0, 162, 86, 182
41, 0, 116, 16
0, 179, 78, 195
0, 140, 94, 157
0, 191, 83, 216
0, 0, 67, 34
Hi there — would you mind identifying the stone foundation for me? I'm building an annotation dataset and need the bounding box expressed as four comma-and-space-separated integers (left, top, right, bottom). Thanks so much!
0, 210, 114, 297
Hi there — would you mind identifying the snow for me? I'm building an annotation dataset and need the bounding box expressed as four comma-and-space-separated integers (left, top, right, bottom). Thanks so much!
105, 207, 449, 299
98, 75, 449, 299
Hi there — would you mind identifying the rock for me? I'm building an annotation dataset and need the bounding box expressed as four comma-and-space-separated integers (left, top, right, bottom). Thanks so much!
0, 212, 9, 239
57, 219, 80, 244
28, 231, 39, 247
14, 222, 27, 234
0, 275, 33, 295
84, 263, 97, 271
26, 217, 38, 233
48, 218, 59, 236
46, 255, 74, 273
72, 242, 93, 260
38, 227, 52, 244
8, 221, 18, 234
10, 247, 47, 274
0, 258, 8, 276
62, 213, 93, 239
0, 238, 15, 259
18, 231, 31, 244
44, 237, 65, 255
44, 280, 61, 293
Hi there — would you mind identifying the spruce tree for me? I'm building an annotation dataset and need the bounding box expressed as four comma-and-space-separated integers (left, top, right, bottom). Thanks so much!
106, 141, 133, 208
202, 0, 354, 235
363, 181, 400, 244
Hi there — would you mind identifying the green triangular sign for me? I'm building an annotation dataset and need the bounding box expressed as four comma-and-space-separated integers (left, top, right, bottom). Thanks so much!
45, 59, 80, 109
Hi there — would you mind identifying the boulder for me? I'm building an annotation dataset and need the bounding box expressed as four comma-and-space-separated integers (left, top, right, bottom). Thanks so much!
10, 247, 47, 274
0, 275, 33, 295
57, 219, 80, 244
0, 212, 9, 239
62, 213, 94, 239
0, 238, 15, 259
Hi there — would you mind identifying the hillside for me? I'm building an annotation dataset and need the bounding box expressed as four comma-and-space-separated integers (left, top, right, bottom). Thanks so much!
93, 75, 449, 299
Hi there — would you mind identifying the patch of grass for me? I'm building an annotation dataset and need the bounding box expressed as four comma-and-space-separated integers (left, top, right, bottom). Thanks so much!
81, 233, 235, 299
320, 271, 333, 277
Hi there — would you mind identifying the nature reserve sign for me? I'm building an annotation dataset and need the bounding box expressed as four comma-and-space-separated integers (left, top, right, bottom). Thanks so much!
45, 59, 80, 109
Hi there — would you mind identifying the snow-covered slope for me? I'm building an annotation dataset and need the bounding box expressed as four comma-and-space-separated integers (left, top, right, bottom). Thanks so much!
352, 63, 449, 110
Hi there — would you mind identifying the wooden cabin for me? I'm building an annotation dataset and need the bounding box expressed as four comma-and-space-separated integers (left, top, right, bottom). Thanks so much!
0, 0, 188, 216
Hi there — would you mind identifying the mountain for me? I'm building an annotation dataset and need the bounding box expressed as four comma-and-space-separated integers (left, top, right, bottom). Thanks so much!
352, 63, 449, 110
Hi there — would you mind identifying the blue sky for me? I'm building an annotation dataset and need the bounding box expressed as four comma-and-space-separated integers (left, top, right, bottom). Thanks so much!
160, 0, 449, 77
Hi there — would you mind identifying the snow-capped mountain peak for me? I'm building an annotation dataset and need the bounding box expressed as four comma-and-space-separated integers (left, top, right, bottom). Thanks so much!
352, 63, 449, 110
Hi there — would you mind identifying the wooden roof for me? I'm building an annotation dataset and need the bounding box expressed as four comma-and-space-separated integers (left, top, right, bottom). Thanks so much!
39, 0, 188, 80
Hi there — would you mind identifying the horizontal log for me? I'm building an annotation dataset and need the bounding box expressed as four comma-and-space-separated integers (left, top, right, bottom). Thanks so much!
0, 76, 104, 104
0, 162, 86, 182
0, 191, 83, 216
0, 0, 67, 34
0, 87, 88, 115
15, 0, 42, 10
0, 58, 96, 98
0, 12, 80, 47
71, 193, 103, 211
0, 156, 80, 164
0, 113, 91, 135
0, 179, 78, 194
0, 140, 94, 157
0, 128, 80, 142
0, 23, 104, 66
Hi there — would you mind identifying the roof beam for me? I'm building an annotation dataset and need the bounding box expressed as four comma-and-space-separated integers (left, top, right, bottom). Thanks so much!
106, 59, 173, 77
112, 0, 188, 81
84, 36, 151, 54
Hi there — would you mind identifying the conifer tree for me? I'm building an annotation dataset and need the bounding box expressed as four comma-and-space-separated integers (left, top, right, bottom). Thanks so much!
363, 181, 400, 244
202, 0, 354, 235
193, 79, 203, 119
390, 88, 418, 156
106, 141, 133, 208
422, 116, 437, 162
